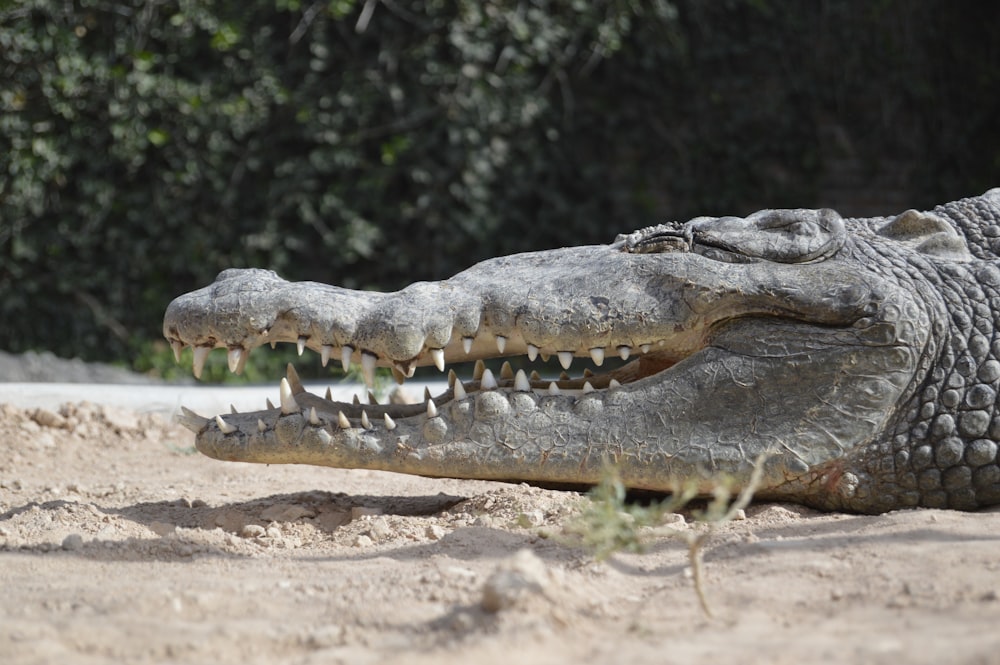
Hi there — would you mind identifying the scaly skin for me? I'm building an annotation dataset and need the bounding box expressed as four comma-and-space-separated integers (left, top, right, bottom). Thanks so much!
164, 190, 1000, 513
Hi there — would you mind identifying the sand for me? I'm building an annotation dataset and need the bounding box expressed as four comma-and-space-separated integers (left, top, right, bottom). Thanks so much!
3, 399, 1000, 664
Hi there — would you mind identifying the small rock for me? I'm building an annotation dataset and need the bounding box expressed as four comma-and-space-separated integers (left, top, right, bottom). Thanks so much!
241, 524, 266, 538
32, 408, 68, 429
265, 526, 282, 539
426, 524, 447, 541
149, 521, 176, 537
350, 506, 382, 520
480, 549, 550, 613
367, 517, 392, 541
62, 534, 85, 551
353, 534, 373, 548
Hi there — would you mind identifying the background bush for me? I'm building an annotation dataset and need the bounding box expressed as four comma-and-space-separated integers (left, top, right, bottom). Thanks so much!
2, 0, 998, 372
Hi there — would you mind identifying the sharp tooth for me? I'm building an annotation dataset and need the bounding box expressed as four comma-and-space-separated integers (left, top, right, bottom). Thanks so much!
338, 411, 351, 429
496, 335, 507, 353
430, 348, 445, 372
530, 370, 541, 381
559, 371, 570, 381
424, 387, 433, 402
176, 406, 209, 432
170, 340, 184, 363
480, 368, 498, 390
279, 378, 301, 414
462, 337, 473, 354
448, 369, 458, 388
297, 336, 307, 356
285, 363, 305, 394
318, 429, 332, 444
473, 359, 486, 380
341, 345, 354, 371
583, 368, 594, 378
321, 345, 333, 367
540, 352, 550, 363
309, 407, 320, 426
617, 345, 631, 360
453, 381, 467, 400
192, 346, 211, 379
500, 361, 514, 380
640, 344, 651, 354
426, 399, 438, 418
257, 419, 267, 432
391, 367, 406, 384
368, 391, 379, 405
609, 379, 622, 389
527, 344, 539, 362
361, 352, 377, 387
548, 382, 561, 395
266, 398, 276, 410
325, 387, 333, 401
384, 413, 397, 430
270, 340, 277, 349
230, 404, 238, 414
361, 410, 371, 429
215, 415, 237, 434
352, 394, 361, 405
514, 369, 530, 392
582, 381, 595, 393
557, 351, 573, 370
589, 347, 605, 366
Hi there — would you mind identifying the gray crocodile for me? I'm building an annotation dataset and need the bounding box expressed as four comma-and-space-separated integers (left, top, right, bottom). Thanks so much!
163, 190, 1000, 513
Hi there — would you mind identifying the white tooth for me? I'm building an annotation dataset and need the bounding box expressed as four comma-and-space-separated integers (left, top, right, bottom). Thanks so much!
176, 406, 209, 432
297, 336, 307, 356
426, 399, 438, 418
453, 381, 467, 400
215, 415, 237, 434
589, 347, 605, 366
384, 413, 397, 430
462, 337, 473, 354
609, 379, 622, 389
582, 381, 595, 394
338, 411, 351, 429
548, 382, 561, 395
481, 368, 497, 390
266, 398, 276, 410
495, 335, 507, 353
361, 410, 371, 429
557, 351, 573, 370
270, 340, 277, 349
617, 345, 631, 360
447, 369, 458, 388
257, 419, 267, 432
309, 407, 320, 426
514, 369, 531, 392
318, 429, 332, 444
640, 344, 651, 354
341, 345, 354, 371
279, 378, 301, 414
430, 348, 445, 372
325, 387, 333, 401
321, 345, 333, 367
170, 340, 184, 363
527, 344, 539, 362
192, 346, 211, 379
361, 352, 377, 387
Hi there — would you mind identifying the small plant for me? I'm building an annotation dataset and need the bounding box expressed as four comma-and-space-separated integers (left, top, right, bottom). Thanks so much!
563, 455, 767, 617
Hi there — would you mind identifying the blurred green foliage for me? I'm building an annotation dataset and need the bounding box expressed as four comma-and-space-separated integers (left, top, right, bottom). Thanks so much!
1, 0, 998, 375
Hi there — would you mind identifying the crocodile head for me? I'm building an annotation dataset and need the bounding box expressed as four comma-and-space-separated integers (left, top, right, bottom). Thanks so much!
164, 195, 1000, 512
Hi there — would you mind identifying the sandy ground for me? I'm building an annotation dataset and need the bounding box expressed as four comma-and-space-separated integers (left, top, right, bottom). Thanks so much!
3, 398, 1000, 665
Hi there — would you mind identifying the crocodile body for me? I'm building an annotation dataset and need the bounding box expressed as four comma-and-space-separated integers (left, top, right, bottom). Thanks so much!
164, 190, 1000, 513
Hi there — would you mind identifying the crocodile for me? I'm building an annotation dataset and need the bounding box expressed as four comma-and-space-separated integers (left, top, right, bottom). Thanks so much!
163, 190, 1000, 513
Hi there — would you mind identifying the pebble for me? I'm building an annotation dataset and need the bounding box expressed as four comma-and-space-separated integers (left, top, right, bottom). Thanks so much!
62, 534, 84, 551
241, 524, 266, 538
425, 524, 447, 541
480, 549, 550, 613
